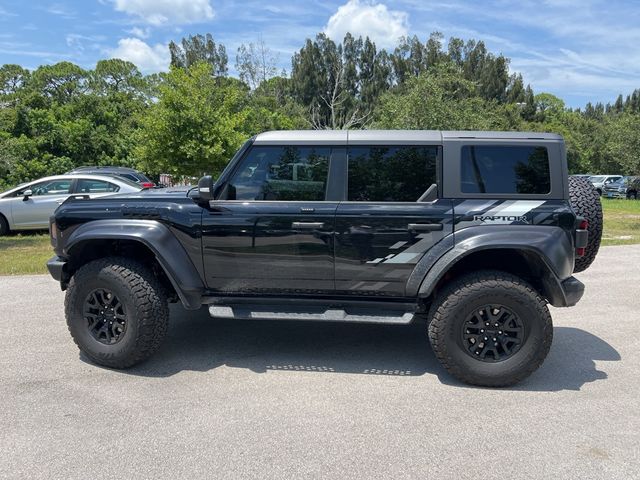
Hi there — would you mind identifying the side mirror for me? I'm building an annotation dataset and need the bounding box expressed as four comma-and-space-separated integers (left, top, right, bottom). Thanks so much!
196, 175, 214, 202
22, 189, 33, 201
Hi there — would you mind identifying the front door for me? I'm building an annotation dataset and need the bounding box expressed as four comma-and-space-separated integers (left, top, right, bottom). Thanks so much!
334, 145, 453, 297
202, 145, 340, 295
10, 178, 74, 229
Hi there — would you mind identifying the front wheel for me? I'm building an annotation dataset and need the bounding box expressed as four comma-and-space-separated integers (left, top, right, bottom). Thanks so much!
628, 191, 638, 200
428, 270, 553, 387
65, 257, 169, 368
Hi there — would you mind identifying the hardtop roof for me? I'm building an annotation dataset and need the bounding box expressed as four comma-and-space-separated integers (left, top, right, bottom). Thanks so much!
253, 130, 563, 145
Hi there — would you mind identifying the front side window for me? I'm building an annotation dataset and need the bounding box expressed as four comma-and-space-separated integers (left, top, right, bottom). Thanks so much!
461, 145, 550, 194
226, 146, 330, 201
76, 179, 120, 193
348, 146, 438, 202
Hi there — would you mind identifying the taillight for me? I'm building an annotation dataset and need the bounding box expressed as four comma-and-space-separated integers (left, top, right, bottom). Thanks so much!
141, 182, 155, 188
576, 219, 588, 257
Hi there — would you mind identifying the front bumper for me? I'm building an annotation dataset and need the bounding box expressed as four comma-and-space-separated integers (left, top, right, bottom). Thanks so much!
47, 256, 69, 287
603, 190, 627, 198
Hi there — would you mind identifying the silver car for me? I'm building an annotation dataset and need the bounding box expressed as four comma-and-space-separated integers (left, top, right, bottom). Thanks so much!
588, 175, 622, 195
0, 174, 141, 235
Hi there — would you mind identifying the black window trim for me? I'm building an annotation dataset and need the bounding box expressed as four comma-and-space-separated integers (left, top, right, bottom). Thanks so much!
459, 144, 551, 196
441, 139, 562, 200
344, 144, 442, 203
216, 144, 344, 202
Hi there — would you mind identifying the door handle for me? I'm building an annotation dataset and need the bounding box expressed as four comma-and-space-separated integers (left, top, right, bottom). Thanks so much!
407, 223, 443, 232
292, 222, 324, 229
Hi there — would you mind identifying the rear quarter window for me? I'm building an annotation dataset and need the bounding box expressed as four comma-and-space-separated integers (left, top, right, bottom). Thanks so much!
461, 145, 550, 194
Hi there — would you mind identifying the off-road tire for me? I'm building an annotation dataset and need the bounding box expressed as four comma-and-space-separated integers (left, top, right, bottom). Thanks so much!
628, 190, 638, 200
428, 270, 553, 387
568, 176, 602, 272
0, 214, 9, 236
65, 256, 169, 368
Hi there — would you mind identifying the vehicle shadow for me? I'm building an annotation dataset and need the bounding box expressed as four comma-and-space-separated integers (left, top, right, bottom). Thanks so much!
107, 305, 620, 391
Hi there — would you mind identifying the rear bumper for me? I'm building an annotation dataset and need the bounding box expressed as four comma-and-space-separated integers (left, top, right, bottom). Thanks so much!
559, 276, 585, 307
47, 256, 69, 287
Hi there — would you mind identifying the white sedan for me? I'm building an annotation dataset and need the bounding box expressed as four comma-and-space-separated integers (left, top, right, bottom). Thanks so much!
0, 174, 142, 235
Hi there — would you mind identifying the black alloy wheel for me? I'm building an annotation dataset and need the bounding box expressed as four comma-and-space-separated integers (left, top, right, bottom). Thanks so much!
462, 304, 524, 362
83, 288, 127, 345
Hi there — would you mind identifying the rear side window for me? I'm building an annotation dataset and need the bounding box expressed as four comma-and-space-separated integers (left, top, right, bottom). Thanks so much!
76, 179, 120, 193
120, 173, 140, 182
226, 146, 330, 201
348, 146, 438, 202
461, 145, 550, 194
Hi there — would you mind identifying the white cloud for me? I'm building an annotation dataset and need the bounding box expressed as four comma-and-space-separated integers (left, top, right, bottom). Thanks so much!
127, 26, 151, 39
324, 0, 408, 49
45, 3, 75, 18
109, 37, 169, 72
66, 34, 106, 53
113, 0, 214, 26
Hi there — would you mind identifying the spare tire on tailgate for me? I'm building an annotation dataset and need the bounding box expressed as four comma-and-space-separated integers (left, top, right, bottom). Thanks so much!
568, 176, 603, 272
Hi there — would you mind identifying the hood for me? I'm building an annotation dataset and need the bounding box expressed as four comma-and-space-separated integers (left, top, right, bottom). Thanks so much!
103, 186, 193, 200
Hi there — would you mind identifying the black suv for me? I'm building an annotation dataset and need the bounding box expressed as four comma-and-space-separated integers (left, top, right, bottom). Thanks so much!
47, 130, 602, 387
67, 166, 155, 188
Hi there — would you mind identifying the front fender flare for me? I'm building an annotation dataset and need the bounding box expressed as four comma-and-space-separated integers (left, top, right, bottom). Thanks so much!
64, 219, 204, 310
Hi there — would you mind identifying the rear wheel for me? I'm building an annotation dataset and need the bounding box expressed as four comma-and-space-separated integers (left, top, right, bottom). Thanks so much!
428, 270, 553, 387
65, 256, 169, 368
568, 176, 603, 272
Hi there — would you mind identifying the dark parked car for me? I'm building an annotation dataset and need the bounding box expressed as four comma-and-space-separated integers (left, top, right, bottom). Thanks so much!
603, 176, 639, 199
67, 166, 155, 188
47, 130, 602, 387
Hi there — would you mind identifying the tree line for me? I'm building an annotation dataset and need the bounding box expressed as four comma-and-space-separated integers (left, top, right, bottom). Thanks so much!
1, 32, 639, 190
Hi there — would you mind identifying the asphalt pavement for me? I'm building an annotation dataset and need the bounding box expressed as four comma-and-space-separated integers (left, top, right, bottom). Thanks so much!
1, 245, 639, 479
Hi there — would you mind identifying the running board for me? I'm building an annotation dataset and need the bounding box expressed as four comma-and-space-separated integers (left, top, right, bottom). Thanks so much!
208, 304, 416, 324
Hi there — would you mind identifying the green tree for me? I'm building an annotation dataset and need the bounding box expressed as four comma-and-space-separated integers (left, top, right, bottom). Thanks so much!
169, 34, 228, 76
235, 39, 279, 90
30, 62, 88, 104
374, 63, 519, 131
135, 62, 295, 178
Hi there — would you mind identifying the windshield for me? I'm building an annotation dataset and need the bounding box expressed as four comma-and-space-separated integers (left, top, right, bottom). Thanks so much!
589, 176, 606, 183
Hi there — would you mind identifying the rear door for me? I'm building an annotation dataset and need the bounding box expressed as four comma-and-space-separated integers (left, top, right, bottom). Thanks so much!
334, 145, 453, 297
202, 144, 342, 295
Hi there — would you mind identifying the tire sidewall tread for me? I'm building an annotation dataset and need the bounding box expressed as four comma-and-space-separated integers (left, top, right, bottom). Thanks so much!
568, 176, 603, 273
428, 270, 553, 387
64, 256, 169, 369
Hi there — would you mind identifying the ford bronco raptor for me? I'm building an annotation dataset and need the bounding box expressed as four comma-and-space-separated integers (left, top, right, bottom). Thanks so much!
47, 130, 602, 387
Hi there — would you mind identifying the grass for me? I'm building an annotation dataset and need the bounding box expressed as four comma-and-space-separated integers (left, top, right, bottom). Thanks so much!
0, 232, 52, 275
0, 198, 638, 275
600, 198, 640, 246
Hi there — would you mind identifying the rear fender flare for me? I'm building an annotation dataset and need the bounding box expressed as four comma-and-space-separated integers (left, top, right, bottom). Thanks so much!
416, 226, 575, 306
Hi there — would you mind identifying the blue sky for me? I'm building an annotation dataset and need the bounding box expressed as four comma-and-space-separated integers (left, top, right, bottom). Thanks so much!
0, 0, 638, 107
